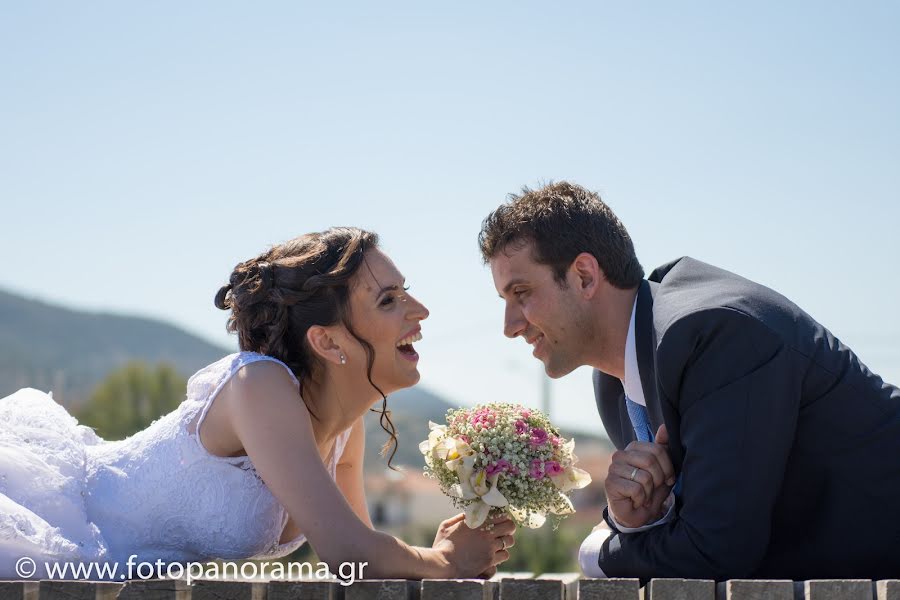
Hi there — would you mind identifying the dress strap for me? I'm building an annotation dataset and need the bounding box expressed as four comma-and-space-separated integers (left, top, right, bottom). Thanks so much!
328, 425, 355, 472
193, 352, 300, 458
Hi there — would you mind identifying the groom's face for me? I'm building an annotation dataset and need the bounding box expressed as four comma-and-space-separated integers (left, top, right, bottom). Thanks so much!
490, 241, 588, 378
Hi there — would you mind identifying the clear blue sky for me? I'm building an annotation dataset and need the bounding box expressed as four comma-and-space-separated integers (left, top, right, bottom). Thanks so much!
2, 2, 898, 435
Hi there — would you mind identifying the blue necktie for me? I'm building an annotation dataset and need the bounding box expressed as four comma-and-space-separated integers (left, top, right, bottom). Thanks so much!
626, 395, 683, 497
625, 396, 653, 442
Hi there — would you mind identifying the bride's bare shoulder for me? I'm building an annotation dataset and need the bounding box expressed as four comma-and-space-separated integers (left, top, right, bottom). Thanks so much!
218, 360, 298, 404
198, 360, 304, 457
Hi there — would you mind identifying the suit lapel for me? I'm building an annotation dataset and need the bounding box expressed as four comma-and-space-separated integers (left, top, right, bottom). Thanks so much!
636, 280, 663, 433
593, 369, 635, 449
635, 279, 684, 472
594, 276, 684, 471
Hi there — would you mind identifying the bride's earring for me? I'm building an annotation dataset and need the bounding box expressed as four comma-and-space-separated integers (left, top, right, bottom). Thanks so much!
339, 354, 347, 365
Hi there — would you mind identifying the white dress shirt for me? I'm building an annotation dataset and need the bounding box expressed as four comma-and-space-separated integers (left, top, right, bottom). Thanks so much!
578, 296, 676, 578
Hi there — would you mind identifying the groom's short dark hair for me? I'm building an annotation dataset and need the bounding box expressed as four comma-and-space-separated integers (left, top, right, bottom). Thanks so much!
479, 181, 644, 289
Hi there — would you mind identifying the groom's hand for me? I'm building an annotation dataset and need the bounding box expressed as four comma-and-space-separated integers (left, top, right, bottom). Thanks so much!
605, 424, 676, 529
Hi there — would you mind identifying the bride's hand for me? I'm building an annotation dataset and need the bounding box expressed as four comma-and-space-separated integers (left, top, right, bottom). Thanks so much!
431, 513, 517, 578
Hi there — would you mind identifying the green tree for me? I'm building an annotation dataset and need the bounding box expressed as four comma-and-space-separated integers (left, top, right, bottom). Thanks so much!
77, 361, 186, 440
500, 522, 592, 575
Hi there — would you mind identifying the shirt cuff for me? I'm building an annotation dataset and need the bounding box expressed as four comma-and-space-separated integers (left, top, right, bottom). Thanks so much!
578, 527, 610, 578
607, 491, 676, 533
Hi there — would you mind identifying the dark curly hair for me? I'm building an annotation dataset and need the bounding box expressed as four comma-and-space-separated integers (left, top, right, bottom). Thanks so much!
479, 181, 644, 289
214, 227, 399, 467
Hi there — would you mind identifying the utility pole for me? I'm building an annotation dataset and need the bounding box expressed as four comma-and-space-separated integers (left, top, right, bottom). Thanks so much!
540, 369, 551, 418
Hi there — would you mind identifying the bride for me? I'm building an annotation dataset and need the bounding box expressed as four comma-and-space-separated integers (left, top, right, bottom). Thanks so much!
0, 227, 516, 581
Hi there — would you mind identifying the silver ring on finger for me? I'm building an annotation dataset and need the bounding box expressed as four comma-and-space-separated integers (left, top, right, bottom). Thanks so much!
629, 466, 639, 481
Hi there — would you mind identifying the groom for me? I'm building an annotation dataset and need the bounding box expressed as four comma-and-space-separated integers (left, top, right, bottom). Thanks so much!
479, 181, 900, 580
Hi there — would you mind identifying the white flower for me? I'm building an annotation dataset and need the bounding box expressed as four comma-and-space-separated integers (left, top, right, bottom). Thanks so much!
444, 439, 476, 471
549, 466, 592, 492
551, 493, 575, 515
509, 505, 547, 529
418, 421, 447, 458
421, 421, 467, 468
449, 469, 509, 528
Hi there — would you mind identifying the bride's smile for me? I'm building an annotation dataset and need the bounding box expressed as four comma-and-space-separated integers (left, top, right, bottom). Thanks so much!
337, 247, 430, 397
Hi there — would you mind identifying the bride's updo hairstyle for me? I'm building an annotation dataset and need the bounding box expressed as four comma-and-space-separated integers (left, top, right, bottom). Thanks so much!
214, 227, 399, 466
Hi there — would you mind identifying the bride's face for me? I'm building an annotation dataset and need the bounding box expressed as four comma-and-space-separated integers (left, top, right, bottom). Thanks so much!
341, 248, 429, 396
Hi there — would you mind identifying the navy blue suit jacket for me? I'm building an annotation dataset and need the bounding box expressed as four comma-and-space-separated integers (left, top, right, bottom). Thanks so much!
593, 257, 900, 580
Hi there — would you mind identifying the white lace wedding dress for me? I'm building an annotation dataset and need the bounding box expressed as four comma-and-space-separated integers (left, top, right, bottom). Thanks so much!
0, 351, 351, 580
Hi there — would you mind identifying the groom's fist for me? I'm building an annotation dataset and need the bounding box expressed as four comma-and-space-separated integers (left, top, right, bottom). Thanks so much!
605, 427, 675, 528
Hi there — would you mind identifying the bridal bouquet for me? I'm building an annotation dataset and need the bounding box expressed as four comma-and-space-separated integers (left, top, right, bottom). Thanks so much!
419, 403, 591, 529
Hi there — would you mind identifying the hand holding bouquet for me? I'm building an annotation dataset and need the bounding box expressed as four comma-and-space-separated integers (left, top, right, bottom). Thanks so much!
420, 403, 592, 529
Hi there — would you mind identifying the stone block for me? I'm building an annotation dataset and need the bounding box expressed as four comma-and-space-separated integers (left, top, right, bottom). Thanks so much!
878, 581, 900, 600
268, 579, 345, 600
0, 580, 39, 600
803, 580, 872, 600
38, 580, 123, 600
116, 578, 191, 600
344, 579, 419, 600
716, 580, 793, 600
499, 577, 563, 600
421, 579, 493, 600
578, 578, 641, 600
648, 578, 715, 600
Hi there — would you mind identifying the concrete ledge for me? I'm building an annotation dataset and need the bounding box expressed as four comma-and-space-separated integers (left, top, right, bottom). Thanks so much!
0, 580, 40, 600
803, 580, 873, 600
6, 576, 900, 599
499, 577, 564, 600
578, 578, 641, 600
538, 573, 581, 600
189, 579, 266, 600
648, 579, 715, 600
878, 581, 900, 600
116, 578, 192, 600
420, 578, 494, 600
715, 579, 793, 600
267, 578, 344, 600
38, 580, 123, 600
344, 579, 419, 600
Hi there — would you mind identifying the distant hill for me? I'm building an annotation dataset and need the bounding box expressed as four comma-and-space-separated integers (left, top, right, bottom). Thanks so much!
0, 288, 230, 407
363, 386, 458, 470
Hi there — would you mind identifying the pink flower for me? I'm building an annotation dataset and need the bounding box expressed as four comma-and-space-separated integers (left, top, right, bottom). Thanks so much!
550, 435, 561, 447
470, 408, 497, 428
529, 458, 545, 479
515, 420, 528, 435
530, 428, 548, 447
544, 460, 564, 476
486, 459, 512, 476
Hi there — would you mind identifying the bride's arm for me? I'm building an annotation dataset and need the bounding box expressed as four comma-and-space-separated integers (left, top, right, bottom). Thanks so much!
223, 361, 505, 579
335, 417, 374, 529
